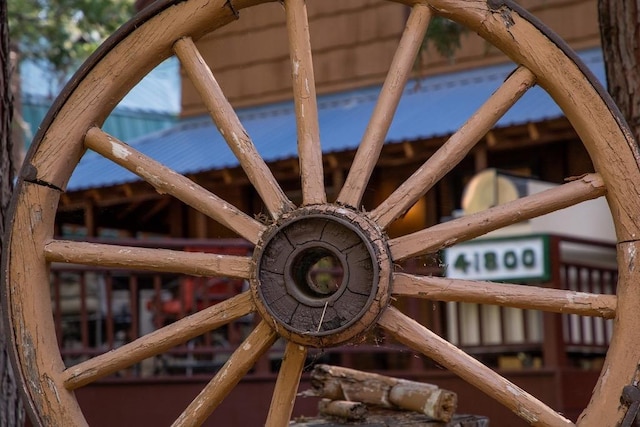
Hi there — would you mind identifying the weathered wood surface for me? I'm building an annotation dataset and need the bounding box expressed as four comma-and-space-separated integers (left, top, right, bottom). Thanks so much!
337, 4, 432, 208
304, 364, 457, 422
393, 273, 617, 319
371, 66, 536, 228
266, 342, 308, 427
84, 127, 265, 243
6, 182, 87, 425
599, 0, 640, 142
285, 0, 325, 205
172, 320, 277, 427
318, 399, 368, 421
174, 36, 294, 218
576, 242, 640, 425
378, 307, 573, 426
6, 1, 640, 426
0, 4, 23, 417
62, 292, 255, 390
291, 412, 489, 427
44, 239, 253, 278
389, 173, 606, 261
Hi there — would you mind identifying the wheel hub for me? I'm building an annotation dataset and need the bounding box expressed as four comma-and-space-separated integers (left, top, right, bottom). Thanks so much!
251, 206, 392, 347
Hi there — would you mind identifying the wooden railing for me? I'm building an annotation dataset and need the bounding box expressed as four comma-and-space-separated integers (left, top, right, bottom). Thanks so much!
561, 262, 616, 352
49, 235, 617, 379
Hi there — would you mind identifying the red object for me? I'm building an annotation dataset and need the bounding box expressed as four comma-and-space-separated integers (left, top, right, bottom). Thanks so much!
151, 244, 250, 318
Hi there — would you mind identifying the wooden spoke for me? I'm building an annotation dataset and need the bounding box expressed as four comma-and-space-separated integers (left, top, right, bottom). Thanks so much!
337, 5, 433, 208
393, 273, 617, 319
44, 240, 252, 278
285, 0, 325, 205
84, 127, 265, 244
390, 173, 606, 261
372, 67, 537, 228
174, 37, 294, 218
172, 321, 278, 427
378, 307, 574, 426
62, 292, 255, 390
265, 342, 308, 427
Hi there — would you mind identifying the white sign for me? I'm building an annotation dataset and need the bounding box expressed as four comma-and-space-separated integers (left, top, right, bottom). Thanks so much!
443, 235, 550, 282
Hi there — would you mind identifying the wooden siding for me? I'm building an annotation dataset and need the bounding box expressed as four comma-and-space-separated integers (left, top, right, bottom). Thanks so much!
181, 0, 600, 116
181, 0, 407, 114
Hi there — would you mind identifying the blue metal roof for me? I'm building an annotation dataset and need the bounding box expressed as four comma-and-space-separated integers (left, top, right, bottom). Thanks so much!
67, 47, 606, 191
23, 97, 178, 147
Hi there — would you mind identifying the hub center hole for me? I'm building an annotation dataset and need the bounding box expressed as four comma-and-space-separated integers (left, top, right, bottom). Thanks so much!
291, 247, 344, 298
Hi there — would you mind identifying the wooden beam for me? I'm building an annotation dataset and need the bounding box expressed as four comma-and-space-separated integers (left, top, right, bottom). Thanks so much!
56, 191, 163, 212
83, 200, 96, 237
222, 169, 233, 185
122, 184, 133, 198
474, 145, 488, 172
140, 197, 172, 223
169, 199, 184, 238
486, 131, 498, 147
326, 154, 339, 169
402, 141, 415, 159
527, 122, 540, 141
194, 210, 208, 238
116, 200, 144, 220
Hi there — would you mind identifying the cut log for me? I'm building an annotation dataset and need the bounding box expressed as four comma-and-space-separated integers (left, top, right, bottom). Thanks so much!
389, 381, 457, 421
318, 399, 368, 421
305, 364, 457, 422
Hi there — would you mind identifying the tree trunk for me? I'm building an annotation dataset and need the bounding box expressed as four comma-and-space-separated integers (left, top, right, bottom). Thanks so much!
0, 0, 24, 425
598, 0, 640, 142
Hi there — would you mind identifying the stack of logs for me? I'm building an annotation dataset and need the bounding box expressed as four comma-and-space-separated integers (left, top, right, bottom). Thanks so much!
301, 365, 458, 423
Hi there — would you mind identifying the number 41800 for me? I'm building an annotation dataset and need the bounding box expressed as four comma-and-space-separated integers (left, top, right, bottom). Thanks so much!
452, 249, 536, 274
444, 237, 548, 282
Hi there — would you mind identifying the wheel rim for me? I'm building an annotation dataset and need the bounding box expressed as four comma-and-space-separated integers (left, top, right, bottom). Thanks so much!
3, 1, 640, 426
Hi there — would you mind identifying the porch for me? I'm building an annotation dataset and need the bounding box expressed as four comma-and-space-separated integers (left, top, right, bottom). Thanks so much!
48, 233, 616, 425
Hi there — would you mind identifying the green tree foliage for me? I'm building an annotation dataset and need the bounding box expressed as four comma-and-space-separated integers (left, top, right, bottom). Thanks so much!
8, 0, 134, 82
422, 16, 466, 60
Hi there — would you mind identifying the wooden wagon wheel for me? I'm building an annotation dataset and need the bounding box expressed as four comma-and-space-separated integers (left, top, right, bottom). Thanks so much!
3, 0, 640, 425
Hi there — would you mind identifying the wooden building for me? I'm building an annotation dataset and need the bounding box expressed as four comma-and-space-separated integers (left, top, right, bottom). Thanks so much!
58, 0, 601, 241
